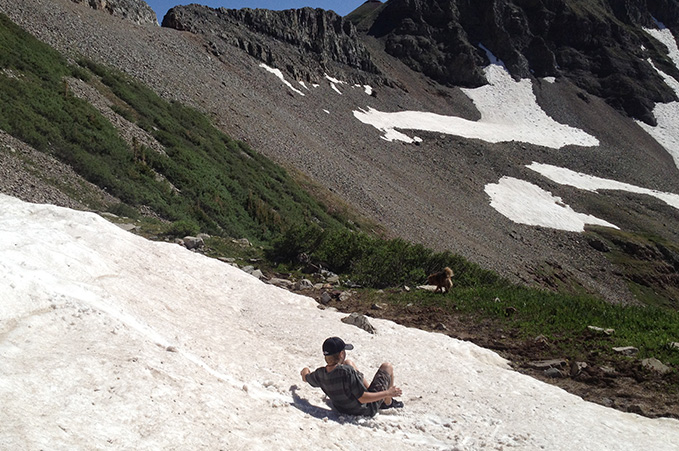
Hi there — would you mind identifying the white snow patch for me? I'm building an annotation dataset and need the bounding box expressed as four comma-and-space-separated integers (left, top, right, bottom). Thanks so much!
528, 162, 679, 210
259, 63, 305, 96
324, 74, 344, 85
364, 84, 374, 96
484, 177, 618, 232
353, 49, 598, 149
325, 74, 344, 95
543, 76, 556, 83
639, 26, 679, 168
2, 193, 679, 450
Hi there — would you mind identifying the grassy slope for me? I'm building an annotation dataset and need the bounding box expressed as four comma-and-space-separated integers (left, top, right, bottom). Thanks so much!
0, 13, 348, 243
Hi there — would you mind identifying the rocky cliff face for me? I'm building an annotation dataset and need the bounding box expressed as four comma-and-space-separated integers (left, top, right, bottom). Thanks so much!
366, 0, 679, 125
162, 5, 380, 83
71, 0, 156, 25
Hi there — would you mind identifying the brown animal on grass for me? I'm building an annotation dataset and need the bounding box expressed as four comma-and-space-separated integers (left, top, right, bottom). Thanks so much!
427, 267, 454, 293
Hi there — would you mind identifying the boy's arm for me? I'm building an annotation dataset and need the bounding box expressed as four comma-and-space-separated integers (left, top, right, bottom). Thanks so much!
358, 385, 402, 404
301, 367, 311, 382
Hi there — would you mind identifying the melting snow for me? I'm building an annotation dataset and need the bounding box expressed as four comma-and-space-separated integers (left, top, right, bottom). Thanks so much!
639, 24, 679, 169
2, 193, 679, 449
353, 49, 598, 149
528, 162, 679, 210
485, 162, 679, 232
259, 63, 305, 96
484, 177, 618, 232
325, 74, 344, 95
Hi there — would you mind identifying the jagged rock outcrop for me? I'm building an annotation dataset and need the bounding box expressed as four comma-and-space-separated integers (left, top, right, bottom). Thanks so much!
366, 0, 679, 125
162, 4, 380, 83
71, 0, 156, 25
368, 0, 488, 88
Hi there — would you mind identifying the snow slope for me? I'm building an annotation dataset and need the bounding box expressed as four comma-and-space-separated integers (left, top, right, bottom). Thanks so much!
1, 193, 678, 450
641, 22, 679, 169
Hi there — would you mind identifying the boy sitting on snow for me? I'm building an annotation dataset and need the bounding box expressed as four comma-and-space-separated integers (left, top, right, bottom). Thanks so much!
300, 336, 403, 416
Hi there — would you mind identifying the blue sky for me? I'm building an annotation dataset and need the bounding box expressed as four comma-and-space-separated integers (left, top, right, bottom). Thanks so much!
145, 1, 370, 20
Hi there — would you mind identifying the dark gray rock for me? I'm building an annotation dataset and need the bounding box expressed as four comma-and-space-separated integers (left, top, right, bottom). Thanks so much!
341, 312, 377, 334
183, 236, 204, 250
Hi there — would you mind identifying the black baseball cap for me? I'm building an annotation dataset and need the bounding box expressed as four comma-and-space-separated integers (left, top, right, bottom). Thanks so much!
322, 336, 354, 355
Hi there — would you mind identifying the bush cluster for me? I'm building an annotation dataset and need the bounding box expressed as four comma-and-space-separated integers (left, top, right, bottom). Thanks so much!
268, 224, 502, 288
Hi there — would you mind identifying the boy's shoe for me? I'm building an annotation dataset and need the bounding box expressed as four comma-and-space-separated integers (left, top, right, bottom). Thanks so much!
380, 399, 404, 409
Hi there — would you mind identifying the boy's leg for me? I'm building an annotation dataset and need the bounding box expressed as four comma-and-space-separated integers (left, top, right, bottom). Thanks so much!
368, 362, 394, 405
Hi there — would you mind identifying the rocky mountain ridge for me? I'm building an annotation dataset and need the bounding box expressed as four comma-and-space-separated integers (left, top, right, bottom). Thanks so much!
1, 0, 679, 308
71, 0, 156, 25
162, 0, 679, 125
162, 5, 381, 84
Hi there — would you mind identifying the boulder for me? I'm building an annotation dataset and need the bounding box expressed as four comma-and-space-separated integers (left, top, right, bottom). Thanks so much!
338, 291, 353, 302
241, 265, 264, 279
269, 277, 294, 288
544, 367, 565, 378
641, 357, 672, 375
295, 279, 314, 290
320, 291, 333, 305
570, 361, 588, 378
232, 238, 252, 247
588, 326, 615, 335
341, 312, 376, 334
183, 236, 204, 250
528, 359, 568, 370
417, 285, 438, 292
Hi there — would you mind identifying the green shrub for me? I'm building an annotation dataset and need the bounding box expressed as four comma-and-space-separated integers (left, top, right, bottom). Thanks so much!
268, 223, 325, 263
267, 224, 501, 289
107, 202, 140, 219
165, 219, 200, 238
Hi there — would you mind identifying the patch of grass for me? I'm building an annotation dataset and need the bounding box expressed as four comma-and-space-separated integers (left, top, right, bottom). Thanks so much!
587, 226, 679, 309
202, 236, 263, 267
368, 284, 679, 368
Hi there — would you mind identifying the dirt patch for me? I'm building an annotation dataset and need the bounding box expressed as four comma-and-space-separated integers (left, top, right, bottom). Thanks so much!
293, 286, 679, 420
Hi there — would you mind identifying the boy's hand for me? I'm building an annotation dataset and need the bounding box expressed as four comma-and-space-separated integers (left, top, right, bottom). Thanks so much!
301, 367, 310, 382
388, 386, 402, 398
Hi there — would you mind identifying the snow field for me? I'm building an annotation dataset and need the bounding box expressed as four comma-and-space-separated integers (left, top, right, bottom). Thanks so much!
2, 194, 679, 450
